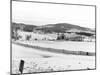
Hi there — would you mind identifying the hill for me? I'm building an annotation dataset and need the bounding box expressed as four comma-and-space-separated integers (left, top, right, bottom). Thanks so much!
12, 22, 95, 34
12, 22, 37, 32
35, 23, 94, 33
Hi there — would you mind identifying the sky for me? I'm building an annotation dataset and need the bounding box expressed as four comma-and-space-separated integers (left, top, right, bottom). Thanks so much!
12, 0, 95, 28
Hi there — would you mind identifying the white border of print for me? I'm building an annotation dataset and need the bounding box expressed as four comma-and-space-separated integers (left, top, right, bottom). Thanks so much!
0, 0, 100, 75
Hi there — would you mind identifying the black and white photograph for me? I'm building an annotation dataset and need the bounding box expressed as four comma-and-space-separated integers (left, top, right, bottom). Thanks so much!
11, 0, 96, 74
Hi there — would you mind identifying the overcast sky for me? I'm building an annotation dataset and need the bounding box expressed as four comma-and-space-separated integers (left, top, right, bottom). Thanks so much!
12, 1, 95, 28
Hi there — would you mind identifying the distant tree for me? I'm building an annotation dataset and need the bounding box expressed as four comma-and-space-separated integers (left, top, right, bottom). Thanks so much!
76, 32, 93, 36
26, 35, 31, 41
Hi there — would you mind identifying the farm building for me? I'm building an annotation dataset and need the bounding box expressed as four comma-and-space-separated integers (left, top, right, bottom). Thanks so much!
56, 33, 95, 42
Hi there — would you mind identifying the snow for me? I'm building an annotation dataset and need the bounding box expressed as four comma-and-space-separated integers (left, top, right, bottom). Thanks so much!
16, 41, 95, 52
12, 43, 95, 74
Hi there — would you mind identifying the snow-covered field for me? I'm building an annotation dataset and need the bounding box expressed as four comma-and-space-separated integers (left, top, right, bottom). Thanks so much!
12, 41, 95, 74
15, 40, 95, 52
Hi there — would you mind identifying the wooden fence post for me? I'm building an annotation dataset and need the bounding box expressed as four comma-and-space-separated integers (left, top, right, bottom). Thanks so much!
19, 60, 24, 74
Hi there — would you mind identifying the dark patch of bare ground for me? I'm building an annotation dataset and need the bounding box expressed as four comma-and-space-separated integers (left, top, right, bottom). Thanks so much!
42, 55, 52, 58
12, 42, 95, 56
